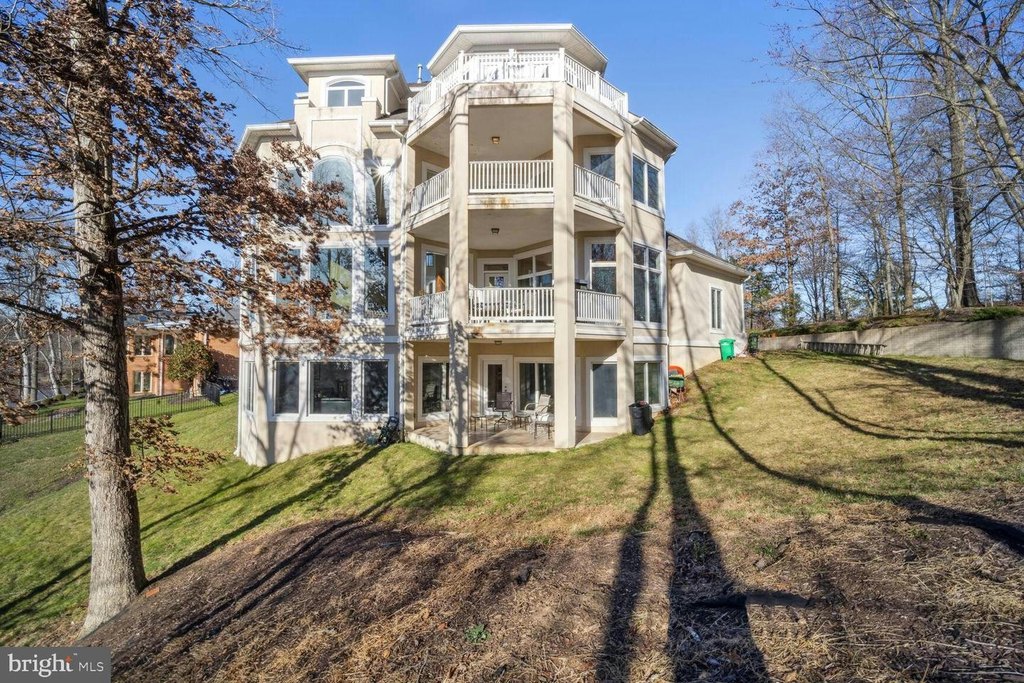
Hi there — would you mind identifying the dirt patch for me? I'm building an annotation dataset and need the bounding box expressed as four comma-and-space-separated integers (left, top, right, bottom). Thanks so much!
83, 491, 1024, 682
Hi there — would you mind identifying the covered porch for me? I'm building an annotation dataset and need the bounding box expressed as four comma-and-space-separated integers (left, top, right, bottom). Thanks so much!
407, 421, 617, 455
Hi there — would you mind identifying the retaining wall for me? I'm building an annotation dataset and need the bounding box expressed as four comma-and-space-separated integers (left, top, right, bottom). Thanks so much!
757, 317, 1024, 361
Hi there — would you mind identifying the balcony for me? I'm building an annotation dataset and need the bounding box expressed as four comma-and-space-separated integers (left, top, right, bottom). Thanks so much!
408, 162, 621, 221
409, 50, 628, 131
409, 288, 621, 329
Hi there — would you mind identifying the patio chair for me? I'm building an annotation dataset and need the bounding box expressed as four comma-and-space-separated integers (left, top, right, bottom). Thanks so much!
493, 391, 513, 428
533, 404, 554, 440
515, 393, 550, 429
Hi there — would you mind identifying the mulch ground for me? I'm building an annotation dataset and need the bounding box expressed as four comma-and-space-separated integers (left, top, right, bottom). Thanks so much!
83, 488, 1024, 682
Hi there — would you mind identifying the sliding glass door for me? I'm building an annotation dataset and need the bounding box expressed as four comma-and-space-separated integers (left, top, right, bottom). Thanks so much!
517, 361, 554, 410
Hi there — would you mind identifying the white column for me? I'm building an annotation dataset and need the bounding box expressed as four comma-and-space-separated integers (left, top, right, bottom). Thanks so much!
552, 83, 576, 448
448, 94, 471, 454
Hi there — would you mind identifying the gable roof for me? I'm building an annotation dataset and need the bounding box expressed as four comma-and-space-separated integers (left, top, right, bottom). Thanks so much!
666, 233, 748, 279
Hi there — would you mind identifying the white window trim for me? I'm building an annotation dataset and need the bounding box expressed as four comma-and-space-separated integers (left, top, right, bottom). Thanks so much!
476, 355, 512, 416
583, 147, 615, 179
422, 246, 449, 294
634, 356, 666, 410
513, 245, 554, 288
269, 354, 396, 422
587, 356, 619, 428
283, 240, 394, 325
477, 259, 513, 288
710, 285, 724, 333
324, 78, 368, 108
514, 357, 555, 412
633, 242, 666, 328
311, 154, 359, 227
417, 356, 450, 421
583, 236, 617, 292
631, 155, 664, 216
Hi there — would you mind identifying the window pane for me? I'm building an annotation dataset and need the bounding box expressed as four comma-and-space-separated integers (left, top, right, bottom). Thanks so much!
422, 362, 448, 414
365, 246, 390, 318
632, 156, 645, 202
424, 251, 447, 293
517, 257, 534, 276
518, 362, 536, 410
634, 363, 646, 404
312, 248, 353, 315
633, 244, 646, 264
364, 167, 378, 225
647, 248, 661, 271
242, 362, 254, 411
648, 271, 662, 323
647, 165, 660, 209
309, 361, 351, 415
538, 363, 555, 402
517, 277, 532, 288
634, 267, 647, 321
275, 361, 300, 414
592, 363, 618, 418
591, 243, 615, 262
363, 361, 389, 414
163, 336, 175, 355
536, 272, 553, 287
590, 152, 614, 180
534, 252, 552, 272
347, 88, 365, 105
327, 89, 345, 107
312, 157, 353, 223
592, 266, 616, 294
647, 362, 661, 404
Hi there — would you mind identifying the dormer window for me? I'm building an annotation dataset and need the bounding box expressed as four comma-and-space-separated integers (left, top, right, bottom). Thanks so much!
325, 80, 365, 107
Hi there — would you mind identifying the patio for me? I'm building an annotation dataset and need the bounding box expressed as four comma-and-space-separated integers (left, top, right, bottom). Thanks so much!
407, 421, 618, 454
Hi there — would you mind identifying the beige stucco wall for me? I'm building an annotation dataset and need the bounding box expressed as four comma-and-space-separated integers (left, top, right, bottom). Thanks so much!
667, 259, 746, 373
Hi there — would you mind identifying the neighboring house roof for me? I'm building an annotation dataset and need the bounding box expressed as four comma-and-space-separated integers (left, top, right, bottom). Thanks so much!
666, 233, 748, 279
427, 24, 608, 74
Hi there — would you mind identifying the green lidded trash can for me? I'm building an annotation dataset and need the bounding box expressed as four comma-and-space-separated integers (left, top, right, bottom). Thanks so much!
719, 338, 736, 360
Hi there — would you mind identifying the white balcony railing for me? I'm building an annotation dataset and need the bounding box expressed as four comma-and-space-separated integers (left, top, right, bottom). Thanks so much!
470, 286, 553, 323
576, 290, 621, 324
574, 165, 620, 209
409, 50, 628, 124
409, 168, 450, 214
470, 160, 553, 194
410, 290, 448, 325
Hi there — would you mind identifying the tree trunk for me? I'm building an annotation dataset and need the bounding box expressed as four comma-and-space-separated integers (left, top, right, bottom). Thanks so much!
73, 0, 146, 636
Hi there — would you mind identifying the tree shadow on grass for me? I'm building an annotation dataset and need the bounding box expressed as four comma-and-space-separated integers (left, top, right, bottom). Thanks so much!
698, 363, 1024, 555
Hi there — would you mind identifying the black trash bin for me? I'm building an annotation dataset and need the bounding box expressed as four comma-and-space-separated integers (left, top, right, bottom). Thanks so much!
629, 401, 653, 436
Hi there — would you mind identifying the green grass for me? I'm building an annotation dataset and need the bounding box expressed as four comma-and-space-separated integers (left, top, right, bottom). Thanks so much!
2, 352, 1023, 645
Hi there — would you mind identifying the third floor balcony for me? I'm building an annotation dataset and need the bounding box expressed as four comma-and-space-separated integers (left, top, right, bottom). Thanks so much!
408, 50, 627, 132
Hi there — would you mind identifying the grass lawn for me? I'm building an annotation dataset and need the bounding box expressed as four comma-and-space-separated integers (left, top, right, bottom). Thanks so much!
1, 352, 1022, 678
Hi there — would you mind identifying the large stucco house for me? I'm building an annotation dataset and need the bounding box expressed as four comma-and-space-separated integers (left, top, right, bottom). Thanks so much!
237, 24, 747, 465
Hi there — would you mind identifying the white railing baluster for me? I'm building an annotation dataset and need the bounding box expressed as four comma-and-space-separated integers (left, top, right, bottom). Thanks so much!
573, 164, 621, 209
409, 168, 451, 214
468, 160, 553, 193
575, 290, 621, 324
410, 290, 449, 325
468, 287, 554, 323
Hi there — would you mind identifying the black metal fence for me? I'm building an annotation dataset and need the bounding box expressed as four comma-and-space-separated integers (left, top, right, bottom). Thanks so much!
0, 381, 222, 444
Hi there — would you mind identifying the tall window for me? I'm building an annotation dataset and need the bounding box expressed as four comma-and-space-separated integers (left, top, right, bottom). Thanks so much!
364, 163, 392, 226
632, 156, 661, 210
424, 251, 447, 293
325, 80, 365, 107
518, 362, 555, 410
589, 242, 616, 294
363, 360, 390, 414
711, 287, 723, 331
242, 361, 255, 412
634, 361, 663, 405
132, 371, 152, 394
364, 246, 390, 318
309, 361, 352, 415
276, 248, 302, 306
132, 335, 152, 356
421, 361, 449, 414
517, 251, 553, 287
274, 361, 300, 414
633, 244, 663, 323
312, 247, 353, 316
163, 335, 176, 356
312, 157, 353, 224
586, 149, 615, 179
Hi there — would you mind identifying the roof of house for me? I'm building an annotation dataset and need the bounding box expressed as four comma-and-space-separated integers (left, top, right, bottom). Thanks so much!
427, 24, 608, 74
666, 233, 748, 279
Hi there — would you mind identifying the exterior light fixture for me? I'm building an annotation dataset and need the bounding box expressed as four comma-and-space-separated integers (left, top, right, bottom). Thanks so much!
491, 136, 500, 144
491, 228, 500, 235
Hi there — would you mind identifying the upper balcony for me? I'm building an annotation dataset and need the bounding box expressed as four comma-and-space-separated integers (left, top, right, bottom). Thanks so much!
408, 50, 627, 134
408, 160, 621, 222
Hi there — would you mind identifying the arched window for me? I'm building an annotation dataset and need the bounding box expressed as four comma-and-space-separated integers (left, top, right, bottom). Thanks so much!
325, 80, 365, 107
312, 156, 354, 224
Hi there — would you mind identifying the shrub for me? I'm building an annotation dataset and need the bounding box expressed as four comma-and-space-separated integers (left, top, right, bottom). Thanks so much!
166, 340, 215, 388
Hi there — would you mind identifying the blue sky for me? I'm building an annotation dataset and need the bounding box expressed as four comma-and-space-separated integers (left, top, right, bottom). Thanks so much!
223, 0, 793, 233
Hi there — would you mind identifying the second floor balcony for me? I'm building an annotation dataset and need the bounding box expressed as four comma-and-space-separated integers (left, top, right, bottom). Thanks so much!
410, 287, 621, 330
408, 160, 621, 217
409, 50, 628, 129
